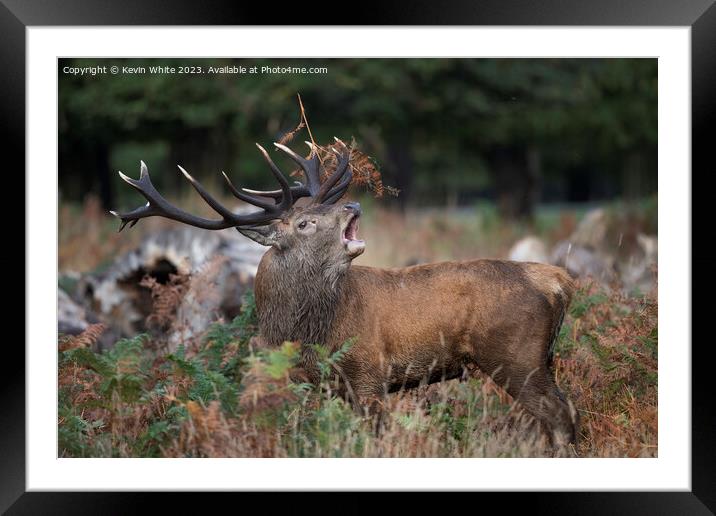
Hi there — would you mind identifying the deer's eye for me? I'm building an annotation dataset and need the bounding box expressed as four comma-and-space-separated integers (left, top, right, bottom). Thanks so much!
298, 221, 307, 230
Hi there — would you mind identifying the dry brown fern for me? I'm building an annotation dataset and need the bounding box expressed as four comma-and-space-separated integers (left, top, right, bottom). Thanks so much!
276, 96, 306, 146
59, 323, 106, 352
139, 273, 190, 332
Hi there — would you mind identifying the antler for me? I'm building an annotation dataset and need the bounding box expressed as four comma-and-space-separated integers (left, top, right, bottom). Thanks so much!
111, 144, 294, 231
241, 137, 353, 206
111, 139, 353, 232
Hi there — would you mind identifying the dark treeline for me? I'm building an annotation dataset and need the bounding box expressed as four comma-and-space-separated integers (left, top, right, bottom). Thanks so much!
59, 58, 656, 219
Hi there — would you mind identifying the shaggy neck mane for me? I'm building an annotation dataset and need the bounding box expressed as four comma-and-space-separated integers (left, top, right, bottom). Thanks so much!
256, 248, 348, 347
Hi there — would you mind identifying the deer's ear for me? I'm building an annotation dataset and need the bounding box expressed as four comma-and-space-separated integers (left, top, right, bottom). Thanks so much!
236, 224, 281, 248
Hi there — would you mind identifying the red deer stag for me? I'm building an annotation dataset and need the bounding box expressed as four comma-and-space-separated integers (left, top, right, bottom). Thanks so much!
112, 138, 578, 446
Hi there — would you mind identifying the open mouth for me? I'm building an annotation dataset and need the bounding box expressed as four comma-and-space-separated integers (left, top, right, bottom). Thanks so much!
342, 213, 366, 256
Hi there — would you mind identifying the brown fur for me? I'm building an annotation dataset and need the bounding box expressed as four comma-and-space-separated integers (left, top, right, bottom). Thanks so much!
250, 202, 578, 445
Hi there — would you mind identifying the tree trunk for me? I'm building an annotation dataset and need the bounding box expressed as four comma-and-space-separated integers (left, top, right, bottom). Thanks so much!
59, 138, 113, 208
623, 150, 645, 200
488, 144, 539, 221
388, 137, 413, 213
95, 143, 113, 209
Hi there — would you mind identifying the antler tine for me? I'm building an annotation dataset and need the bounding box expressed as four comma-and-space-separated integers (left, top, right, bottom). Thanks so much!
177, 165, 247, 220
322, 167, 353, 205
220, 171, 278, 210
241, 181, 309, 201
274, 142, 322, 196
313, 141, 351, 204
254, 144, 294, 211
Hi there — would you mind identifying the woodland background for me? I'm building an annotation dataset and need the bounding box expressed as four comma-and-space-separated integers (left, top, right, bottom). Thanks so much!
59, 58, 657, 217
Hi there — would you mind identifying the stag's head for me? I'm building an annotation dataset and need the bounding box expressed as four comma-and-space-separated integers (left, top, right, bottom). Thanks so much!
243, 200, 365, 261
111, 138, 365, 266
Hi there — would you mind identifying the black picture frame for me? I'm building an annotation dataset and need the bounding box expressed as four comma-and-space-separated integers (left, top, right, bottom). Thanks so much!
7, 0, 714, 513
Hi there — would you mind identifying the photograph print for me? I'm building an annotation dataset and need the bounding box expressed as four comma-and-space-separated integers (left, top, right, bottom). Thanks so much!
57, 57, 658, 458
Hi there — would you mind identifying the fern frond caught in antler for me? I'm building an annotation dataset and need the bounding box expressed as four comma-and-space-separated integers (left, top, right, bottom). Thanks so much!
278, 94, 399, 198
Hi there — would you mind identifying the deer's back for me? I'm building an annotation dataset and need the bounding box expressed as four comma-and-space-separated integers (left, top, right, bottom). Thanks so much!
328, 260, 574, 375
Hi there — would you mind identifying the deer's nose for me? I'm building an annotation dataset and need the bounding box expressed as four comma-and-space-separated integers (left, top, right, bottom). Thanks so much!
343, 202, 361, 214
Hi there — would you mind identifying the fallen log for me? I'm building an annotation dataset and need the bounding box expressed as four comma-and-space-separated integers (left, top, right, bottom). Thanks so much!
73, 222, 266, 350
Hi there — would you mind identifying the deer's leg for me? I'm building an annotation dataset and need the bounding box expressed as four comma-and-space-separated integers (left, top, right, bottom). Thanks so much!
512, 369, 577, 447
333, 366, 390, 437
343, 378, 385, 416
350, 381, 390, 435
480, 359, 577, 446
